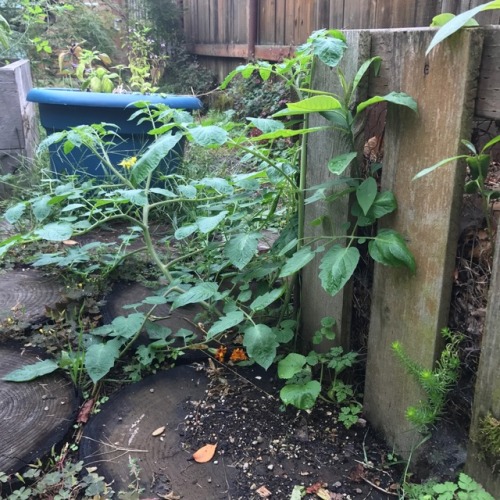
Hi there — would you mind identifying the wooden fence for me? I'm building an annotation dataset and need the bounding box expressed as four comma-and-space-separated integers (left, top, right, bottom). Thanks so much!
302, 26, 500, 496
180, 0, 500, 80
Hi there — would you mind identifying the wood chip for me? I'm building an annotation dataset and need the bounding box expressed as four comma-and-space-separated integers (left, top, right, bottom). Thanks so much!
152, 426, 165, 436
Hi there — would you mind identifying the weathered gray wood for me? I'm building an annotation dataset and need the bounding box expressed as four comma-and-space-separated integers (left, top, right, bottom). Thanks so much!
301, 31, 371, 351
0, 59, 37, 198
363, 28, 483, 457
466, 226, 500, 497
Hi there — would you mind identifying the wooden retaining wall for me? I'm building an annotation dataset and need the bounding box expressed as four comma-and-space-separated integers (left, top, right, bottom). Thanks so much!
180, 0, 500, 81
302, 26, 500, 496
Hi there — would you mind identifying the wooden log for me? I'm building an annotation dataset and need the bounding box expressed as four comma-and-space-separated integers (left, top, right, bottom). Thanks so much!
301, 31, 371, 351
465, 226, 500, 497
363, 28, 483, 457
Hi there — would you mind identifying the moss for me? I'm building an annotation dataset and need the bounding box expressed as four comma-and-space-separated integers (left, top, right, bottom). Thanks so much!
478, 413, 500, 458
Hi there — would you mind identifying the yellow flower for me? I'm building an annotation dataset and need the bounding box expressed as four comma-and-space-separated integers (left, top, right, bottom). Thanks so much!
118, 156, 137, 169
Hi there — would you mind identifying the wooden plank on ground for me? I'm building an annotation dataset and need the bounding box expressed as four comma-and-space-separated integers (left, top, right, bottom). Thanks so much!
466, 227, 500, 497
301, 31, 371, 351
363, 28, 483, 457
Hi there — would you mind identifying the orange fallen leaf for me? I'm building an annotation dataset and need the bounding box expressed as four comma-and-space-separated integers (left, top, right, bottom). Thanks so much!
192, 443, 217, 463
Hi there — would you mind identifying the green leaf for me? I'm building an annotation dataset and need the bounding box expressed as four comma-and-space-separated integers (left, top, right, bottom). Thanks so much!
274, 95, 341, 117
4, 202, 26, 224
149, 187, 177, 198
174, 224, 197, 240
356, 91, 418, 115
412, 155, 466, 180
108, 313, 145, 339
278, 353, 307, 379
85, 341, 120, 383
352, 191, 398, 226
196, 211, 228, 233
368, 229, 416, 273
356, 177, 378, 215
252, 126, 327, 140
311, 36, 347, 67
249, 286, 285, 312
189, 125, 228, 146
319, 245, 360, 297
327, 152, 357, 175
207, 310, 245, 340
35, 222, 73, 241
131, 132, 182, 184
278, 246, 316, 277
350, 57, 382, 100
482, 134, 500, 154
247, 118, 285, 134
32, 195, 52, 222
3, 359, 59, 382
171, 282, 219, 310
243, 324, 279, 370
142, 295, 168, 305
426, 1, 499, 55
280, 380, 321, 410
117, 189, 147, 206
224, 232, 261, 270
177, 185, 197, 199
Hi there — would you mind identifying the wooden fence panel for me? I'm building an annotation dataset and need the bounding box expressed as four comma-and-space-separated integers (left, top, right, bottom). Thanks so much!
363, 28, 483, 456
259, 0, 277, 45
466, 226, 500, 497
301, 31, 371, 351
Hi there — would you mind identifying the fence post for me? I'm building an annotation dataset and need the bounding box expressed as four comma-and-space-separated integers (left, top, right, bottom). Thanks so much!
301, 31, 371, 351
466, 226, 500, 497
363, 28, 483, 457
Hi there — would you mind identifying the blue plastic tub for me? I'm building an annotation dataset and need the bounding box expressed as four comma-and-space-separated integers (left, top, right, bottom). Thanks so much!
27, 88, 202, 179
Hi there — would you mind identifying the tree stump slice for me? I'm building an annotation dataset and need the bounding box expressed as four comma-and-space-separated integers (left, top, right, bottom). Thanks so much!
80, 365, 236, 498
0, 270, 65, 325
0, 345, 78, 474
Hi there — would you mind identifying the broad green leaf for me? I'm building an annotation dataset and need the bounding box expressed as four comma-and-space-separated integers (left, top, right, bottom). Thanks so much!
196, 211, 228, 233
174, 224, 197, 240
430, 13, 456, 27
247, 118, 285, 134
206, 310, 245, 340
311, 36, 347, 67
412, 155, 466, 180
426, 1, 499, 55
368, 229, 416, 273
224, 232, 261, 270
482, 134, 500, 154
85, 341, 120, 383
350, 57, 382, 100
258, 62, 272, 80
251, 126, 327, 140
352, 191, 398, 226
142, 295, 168, 305
171, 282, 219, 310
278, 246, 316, 277
249, 286, 285, 312
4, 202, 26, 224
108, 313, 145, 339
131, 132, 182, 184
278, 353, 306, 379
356, 177, 378, 215
328, 152, 357, 175
280, 380, 321, 410
274, 95, 341, 117
356, 92, 418, 115
189, 125, 228, 147
117, 189, 147, 206
198, 177, 233, 194
319, 245, 360, 297
149, 187, 177, 198
35, 222, 73, 242
177, 185, 197, 199
3, 359, 59, 382
243, 323, 279, 370
32, 195, 52, 222
61, 203, 85, 212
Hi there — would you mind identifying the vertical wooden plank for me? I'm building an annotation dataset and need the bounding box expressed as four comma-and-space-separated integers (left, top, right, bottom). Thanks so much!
343, 0, 372, 29
314, 0, 330, 30
234, 0, 247, 43
259, 0, 277, 45
284, 0, 297, 44
301, 31, 372, 351
466, 228, 500, 497
275, 0, 286, 45
328, 0, 345, 28
414, 0, 441, 26
294, 0, 314, 44
374, 0, 416, 28
363, 28, 483, 457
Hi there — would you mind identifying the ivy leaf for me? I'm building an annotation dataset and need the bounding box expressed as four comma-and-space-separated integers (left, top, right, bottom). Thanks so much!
357, 92, 417, 115
3, 359, 59, 382
224, 232, 261, 270
85, 341, 120, 383
356, 177, 378, 215
171, 282, 219, 310
34, 222, 73, 241
328, 152, 357, 175
131, 132, 182, 184
207, 310, 245, 340
243, 324, 278, 370
368, 229, 416, 273
280, 380, 321, 410
189, 125, 228, 147
319, 245, 360, 297
279, 246, 316, 277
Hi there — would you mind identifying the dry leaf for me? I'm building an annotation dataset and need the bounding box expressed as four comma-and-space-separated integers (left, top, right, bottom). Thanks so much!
192, 443, 217, 463
152, 426, 165, 436
256, 485, 272, 498
62, 239, 78, 245
77, 399, 94, 424
316, 488, 331, 500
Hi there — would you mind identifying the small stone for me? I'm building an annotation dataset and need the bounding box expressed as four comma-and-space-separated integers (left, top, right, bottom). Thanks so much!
267, 464, 274, 471
333, 481, 342, 488
243, 462, 249, 471
149, 388, 154, 393
44, 406, 49, 411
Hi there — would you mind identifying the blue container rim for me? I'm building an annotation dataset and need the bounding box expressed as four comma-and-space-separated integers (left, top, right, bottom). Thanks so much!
27, 88, 203, 110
